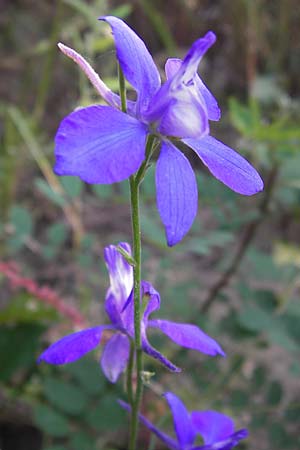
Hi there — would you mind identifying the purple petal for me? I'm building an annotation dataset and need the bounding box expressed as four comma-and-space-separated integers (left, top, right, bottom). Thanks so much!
191, 411, 234, 444
100, 16, 161, 115
38, 326, 113, 365
145, 32, 216, 139
54, 105, 147, 184
165, 58, 220, 122
156, 141, 198, 246
173, 32, 216, 86
142, 335, 180, 372
142, 281, 161, 323
157, 92, 209, 139
118, 400, 179, 450
184, 135, 264, 195
191, 429, 248, 450
100, 333, 130, 383
165, 58, 182, 79
104, 243, 133, 315
195, 77, 220, 121
164, 392, 196, 448
148, 320, 225, 357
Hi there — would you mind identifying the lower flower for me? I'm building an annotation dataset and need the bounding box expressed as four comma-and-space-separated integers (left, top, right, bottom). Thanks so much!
38, 243, 224, 382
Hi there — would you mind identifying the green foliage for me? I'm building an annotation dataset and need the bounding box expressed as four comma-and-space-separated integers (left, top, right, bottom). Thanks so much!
0, 323, 45, 382
0, 292, 59, 324
34, 404, 70, 437
7, 205, 34, 253
31, 357, 126, 448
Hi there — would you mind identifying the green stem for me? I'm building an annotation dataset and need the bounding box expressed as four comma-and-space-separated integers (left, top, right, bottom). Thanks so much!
126, 341, 135, 405
128, 173, 143, 450
118, 64, 127, 112
118, 64, 155, 450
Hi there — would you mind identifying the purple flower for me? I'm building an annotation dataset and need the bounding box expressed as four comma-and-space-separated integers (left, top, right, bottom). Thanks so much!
54, 16, 263, 246
119, 392, 248, 450
38, 243, 224, 382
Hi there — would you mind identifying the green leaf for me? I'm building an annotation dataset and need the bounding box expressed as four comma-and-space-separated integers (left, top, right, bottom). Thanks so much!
140, 204, 165, 247
60, 176, 83, 198
47, 222, 67, 246
230, 389, 249, 409
69, 431, 95, 450
285, 403, 300, 422
266, 381, 283, 405
35, 177, 66, 207
92, 183, 113, 199
34, 404, 70, 437
44, 447, 66, 450
238, 305, 270, 332
7, 205, 33, 252
43, 222, 67, 260
63, 358, 105, 395
251, 365, 267, 389
268, 422, 289, 448
43, 377, 89, 415
0, 323, 45, 382
85, 394, 126, 430
0, 292, 59, 324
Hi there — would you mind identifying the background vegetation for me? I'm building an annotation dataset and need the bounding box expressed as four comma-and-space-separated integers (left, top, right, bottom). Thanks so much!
0, 1, 299, 449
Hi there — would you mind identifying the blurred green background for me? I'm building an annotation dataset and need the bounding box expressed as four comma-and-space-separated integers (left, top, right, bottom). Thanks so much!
0, 1, 300, 449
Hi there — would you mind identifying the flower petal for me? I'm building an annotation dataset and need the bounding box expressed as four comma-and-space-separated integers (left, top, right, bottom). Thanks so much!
145, 33, 217, 139
100, 16, 161, 115
165, 58, 220, 122
104, 242, 133, 314
54, 105, 148, 184
157, 92, 209, 139
184, 135, 264, 195
195, 77, 221, 121
148, 320, 225, 357
100, 333, 130, 383
38, 326, 113, 365
156, 141, 198, 246
191, 411, 234, 444
142, 335, 180, 372
142, 281, 161, 323
191, 429, 248, 450
173, 32, 216, 87
118, 400, 179, 450
58, 43, 123, 110
164, 392, 196, 448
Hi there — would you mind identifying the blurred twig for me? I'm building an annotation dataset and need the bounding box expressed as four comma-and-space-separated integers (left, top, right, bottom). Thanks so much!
33, 0, 63, 120
200, 162, 279, 313
138, 0, 176, 52
7, 106, 84, 248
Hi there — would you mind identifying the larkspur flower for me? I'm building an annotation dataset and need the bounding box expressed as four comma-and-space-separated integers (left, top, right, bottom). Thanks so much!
38, 243, 224, 382
119, 392, 248, 450
54, 16, 264, 246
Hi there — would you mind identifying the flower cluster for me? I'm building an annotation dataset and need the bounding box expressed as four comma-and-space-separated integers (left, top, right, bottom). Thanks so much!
39, 15, 258, 449
54, 16, 263, 246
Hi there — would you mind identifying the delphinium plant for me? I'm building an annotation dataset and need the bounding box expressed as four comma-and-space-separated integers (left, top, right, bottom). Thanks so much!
38, 16, 263, 450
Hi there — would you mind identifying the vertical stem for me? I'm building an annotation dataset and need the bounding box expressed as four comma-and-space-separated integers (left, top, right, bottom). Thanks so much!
126, 341, 134, 405
118, 63, 141, 450
118, 64, 155, 450
128, 174, 143, 450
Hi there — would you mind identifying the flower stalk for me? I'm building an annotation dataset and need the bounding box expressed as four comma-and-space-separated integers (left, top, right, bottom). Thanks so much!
118, 64, 142, 450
